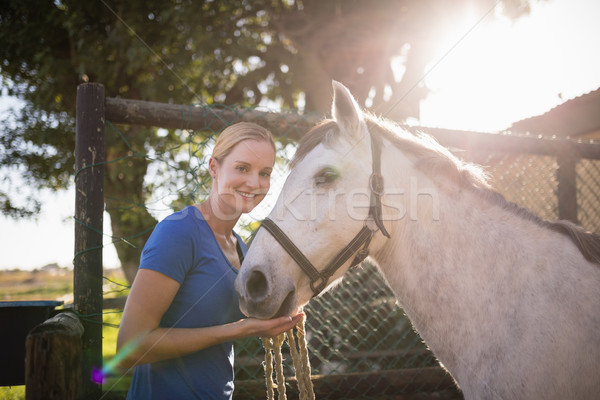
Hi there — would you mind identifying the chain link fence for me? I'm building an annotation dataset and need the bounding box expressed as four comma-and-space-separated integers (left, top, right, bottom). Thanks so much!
233, 262, 457, 399
577, 159, 600, 231
94, 96, 600, 399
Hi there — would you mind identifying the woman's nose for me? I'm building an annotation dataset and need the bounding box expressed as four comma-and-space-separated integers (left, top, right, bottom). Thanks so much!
246, 172, 260, 188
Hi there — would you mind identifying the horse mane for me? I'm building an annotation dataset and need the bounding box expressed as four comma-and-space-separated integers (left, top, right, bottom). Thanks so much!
291, 120, 340, 169
292, 115, 600, 265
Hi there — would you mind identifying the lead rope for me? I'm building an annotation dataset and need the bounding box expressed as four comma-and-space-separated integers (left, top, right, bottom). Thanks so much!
261, 336, 275, 400
262, 314, 315, 400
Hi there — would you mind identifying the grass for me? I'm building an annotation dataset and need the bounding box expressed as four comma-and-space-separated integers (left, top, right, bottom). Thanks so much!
0, 268, 72, 302
102, 308, 132, 395
0, 267, 130, 399
0, 387, 24, 400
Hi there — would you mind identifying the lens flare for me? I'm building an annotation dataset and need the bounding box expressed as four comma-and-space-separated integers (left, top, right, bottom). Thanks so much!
91, 338, 141, 384
91, 366, 104, 384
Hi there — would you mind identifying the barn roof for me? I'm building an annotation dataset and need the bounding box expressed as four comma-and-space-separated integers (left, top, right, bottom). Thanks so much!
510, 88, 600, 138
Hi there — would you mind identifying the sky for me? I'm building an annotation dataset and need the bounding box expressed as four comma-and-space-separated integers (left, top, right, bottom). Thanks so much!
1, 0, 599, 270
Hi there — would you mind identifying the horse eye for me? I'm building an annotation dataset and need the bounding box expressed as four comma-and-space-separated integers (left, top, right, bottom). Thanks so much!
315, 168, 339, 186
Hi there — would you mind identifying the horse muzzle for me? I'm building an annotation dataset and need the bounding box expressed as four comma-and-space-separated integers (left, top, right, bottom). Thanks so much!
235, 265, 298, 320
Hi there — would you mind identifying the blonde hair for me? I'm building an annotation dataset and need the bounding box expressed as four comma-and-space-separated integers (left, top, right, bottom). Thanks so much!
212, 122, 276, 162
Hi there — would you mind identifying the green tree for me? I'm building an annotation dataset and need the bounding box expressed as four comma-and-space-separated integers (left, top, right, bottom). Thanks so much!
0, 0, 535, 282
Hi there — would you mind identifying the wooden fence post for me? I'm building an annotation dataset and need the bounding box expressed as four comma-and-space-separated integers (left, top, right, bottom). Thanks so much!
25, 313, 84, 400
74, 83, 105, 399
556, 154, 578, 223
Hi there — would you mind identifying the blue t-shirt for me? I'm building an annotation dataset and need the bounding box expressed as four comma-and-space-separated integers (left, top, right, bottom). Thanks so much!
126, 206, 247, 400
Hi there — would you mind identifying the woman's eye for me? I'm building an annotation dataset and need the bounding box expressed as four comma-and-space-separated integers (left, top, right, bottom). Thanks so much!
315, 168, 339, 186
236, 166, 247, 173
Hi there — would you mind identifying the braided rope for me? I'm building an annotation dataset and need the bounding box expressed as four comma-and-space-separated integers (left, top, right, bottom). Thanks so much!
295, 317, 315, 399
273, 333, 287, 399
261, 337, 276, 400
286, 327, 304, 397
262, 315, 315, 400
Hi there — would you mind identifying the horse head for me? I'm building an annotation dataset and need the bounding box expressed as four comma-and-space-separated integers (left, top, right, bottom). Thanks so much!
236, 81, 395, 319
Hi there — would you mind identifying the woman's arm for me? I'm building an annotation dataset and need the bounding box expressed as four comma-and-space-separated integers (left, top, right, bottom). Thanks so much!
116, 268, 300, 368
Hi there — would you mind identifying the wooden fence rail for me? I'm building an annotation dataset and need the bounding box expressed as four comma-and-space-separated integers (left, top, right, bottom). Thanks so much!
234, 367, 461, 399
105, 97, 319, 141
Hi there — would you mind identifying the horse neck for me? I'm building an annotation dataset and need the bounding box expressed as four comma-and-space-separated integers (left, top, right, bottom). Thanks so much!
371, 144, 545, 298
369, 151, 570, 371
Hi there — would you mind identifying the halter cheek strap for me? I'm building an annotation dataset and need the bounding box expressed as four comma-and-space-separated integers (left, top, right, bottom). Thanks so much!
261, 217, 376, 296
259, 131, 390, 297
369, 132, 391, 238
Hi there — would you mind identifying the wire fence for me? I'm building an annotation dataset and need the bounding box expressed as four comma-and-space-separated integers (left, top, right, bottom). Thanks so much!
87, 96, 600, 399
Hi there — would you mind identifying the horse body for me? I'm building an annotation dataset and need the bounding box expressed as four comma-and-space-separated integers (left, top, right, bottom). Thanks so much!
236, 81, 600, 399
375, 177, 600, 399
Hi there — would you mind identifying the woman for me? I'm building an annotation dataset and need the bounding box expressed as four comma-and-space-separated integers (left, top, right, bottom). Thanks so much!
117, 122, 303, 399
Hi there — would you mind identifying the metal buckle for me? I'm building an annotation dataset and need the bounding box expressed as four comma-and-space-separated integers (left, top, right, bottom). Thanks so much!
310, 277, 327, 296
364, 216, 379, 232
354, 248, 369, 263
369, 173, 384, 196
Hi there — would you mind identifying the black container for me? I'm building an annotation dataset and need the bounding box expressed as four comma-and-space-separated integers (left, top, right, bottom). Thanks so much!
0, 300, 64, 386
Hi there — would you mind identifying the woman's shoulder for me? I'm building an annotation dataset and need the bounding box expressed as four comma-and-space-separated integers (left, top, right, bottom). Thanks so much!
143, 206, 211, 253
155, 206, 207, 234
161, 205, 204, 223
140, 206, 211, 280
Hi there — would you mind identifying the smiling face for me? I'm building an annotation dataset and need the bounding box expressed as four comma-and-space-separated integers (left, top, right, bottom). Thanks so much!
210, 139, 275, 218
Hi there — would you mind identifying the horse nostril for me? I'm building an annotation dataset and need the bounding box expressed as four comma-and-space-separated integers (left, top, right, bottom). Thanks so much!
246, 270, 269, 301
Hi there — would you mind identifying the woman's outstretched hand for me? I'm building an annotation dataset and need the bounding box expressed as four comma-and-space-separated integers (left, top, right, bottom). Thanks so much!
237, 312, 305, 338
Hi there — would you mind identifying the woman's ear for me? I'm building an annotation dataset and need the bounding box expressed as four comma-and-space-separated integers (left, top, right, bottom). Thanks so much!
208, 157, 218, 179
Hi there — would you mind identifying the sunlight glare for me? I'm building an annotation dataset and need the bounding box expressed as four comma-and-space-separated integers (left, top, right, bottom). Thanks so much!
420, 0, 600, 132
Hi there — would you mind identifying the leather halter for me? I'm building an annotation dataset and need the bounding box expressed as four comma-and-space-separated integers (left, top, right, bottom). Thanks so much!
260, 130, 391, 297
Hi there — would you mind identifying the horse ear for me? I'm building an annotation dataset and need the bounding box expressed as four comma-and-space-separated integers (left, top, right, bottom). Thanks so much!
331, 80, 364, 137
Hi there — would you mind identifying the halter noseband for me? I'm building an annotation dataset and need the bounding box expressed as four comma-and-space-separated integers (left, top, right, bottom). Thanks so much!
260, 130, 391, 297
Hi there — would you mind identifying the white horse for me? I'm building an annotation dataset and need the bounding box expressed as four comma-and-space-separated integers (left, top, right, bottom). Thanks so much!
235, 81, 600, 399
